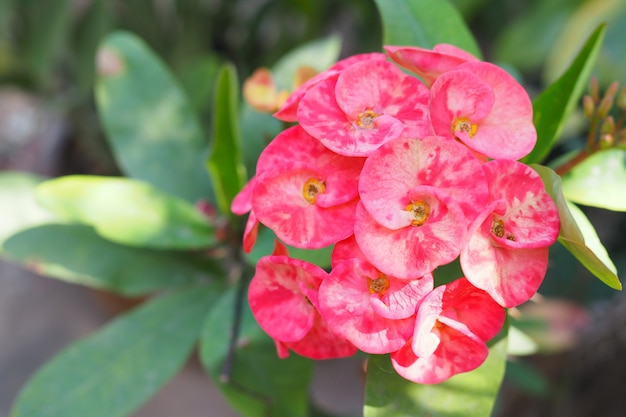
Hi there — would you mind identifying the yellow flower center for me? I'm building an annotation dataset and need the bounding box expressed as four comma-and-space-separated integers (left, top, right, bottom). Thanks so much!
491, 218, 515, 241
405, 200, 431, 226
452, 118, 478, 138
357, 110, 380, 129
368, 273, 390, 296
302, 178, 326, 204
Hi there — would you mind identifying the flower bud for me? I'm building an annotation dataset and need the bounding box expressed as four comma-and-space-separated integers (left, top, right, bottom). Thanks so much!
599, 133, 614, 149
590, 77, 599, 103
583, 95, 595, 119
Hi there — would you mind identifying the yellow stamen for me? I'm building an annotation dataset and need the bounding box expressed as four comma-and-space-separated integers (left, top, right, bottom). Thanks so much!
357, 110, 380, 129
405, 200, 431, 226
368, 273, 390, 296
452, 118, 478, 138
302, 178, 325, 204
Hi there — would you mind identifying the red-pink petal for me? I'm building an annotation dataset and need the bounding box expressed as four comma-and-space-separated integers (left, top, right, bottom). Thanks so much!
318, 259, 427, 353
248, 256, 326, 342
331, 235, 367, 267
284, 314, 358, 359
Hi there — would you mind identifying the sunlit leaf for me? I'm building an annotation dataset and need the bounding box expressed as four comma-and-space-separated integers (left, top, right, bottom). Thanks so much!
36, 175, 214, 249
561, 148, 626, 211
364, 327, 507, 417
523, 24, 606, 164
207, 63, 247, 217
200, 287, 314, 417
532, 164, 621, 290
374, 0, 482, 58
95, 31, 212, 203
11, 286, 220, 417
0, 172, 54, 249
3, 224, 222, 296
507, 325, 539, 356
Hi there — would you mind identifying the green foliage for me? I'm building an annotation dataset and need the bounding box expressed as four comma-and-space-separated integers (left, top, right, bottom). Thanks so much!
35, 175, 215, 249
95, 31, 212, 203
374, 0, 482, 58
3, 224, 222, 296
200, 288, 314, 417
364, 327, 508, 417
533, 164, 621, 290
207, 64, 247, 217
561, 148, 626, 211
0, 172, 54, 249
11, 286, 221, 417
524, 24, 606, 164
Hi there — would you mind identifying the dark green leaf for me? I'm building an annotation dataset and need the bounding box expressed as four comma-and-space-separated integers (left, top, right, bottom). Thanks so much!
95, 31, 212, 203
3, 224, 223, 296
374, 0, 482, 58
523, 24, 606, 164
207, 63, 248, 217
11, 286, 221, 417
561, 148, 626, 211
200, 287, 314, 417
532, 164, 621, 290
36, 175, 215, 249
0, 172, 54, 249
176, 54, 222, 115
364, 327, 508, 417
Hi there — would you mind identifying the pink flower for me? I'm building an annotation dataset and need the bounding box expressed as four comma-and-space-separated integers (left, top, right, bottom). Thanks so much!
248, 254, 356, 360
391, 278, 505, 384
355, 135, 489, 279
251, 125, 365, 248
297, 59, 431, 157
385, 43, 478, 86
274, 53, 387, 122
460, 160, 560, 307
429, 61, 536, 160
318, 258, 433, 354
231, 178, 259, 253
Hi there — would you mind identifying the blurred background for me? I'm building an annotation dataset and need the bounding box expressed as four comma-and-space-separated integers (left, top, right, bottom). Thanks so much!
1, 0, 626, 416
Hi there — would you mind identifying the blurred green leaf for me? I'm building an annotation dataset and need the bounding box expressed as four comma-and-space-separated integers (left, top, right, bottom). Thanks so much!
200, 287, 314, 417
271, 34, 342, 91
207, 63, 247, 217
21, 0, 71, 84
507, 325, 539, 356
544, 0, 626, 85
11, 286, 220, 417
504, 360, 549, 397
176, 54, 222, 115
36, 175, 215, 249
533, 164, 621, 290
73, 0, 114, 93
374, 0, 482, 58
0, 172, 54, 249
561, 148, 626, 211
245, 225, 333, 269
95, 31, 212, 203
364, 327, 508, 417
3, 224, 222, 296
523, 24, 606, 164
493, 0, 583, 72
240, 103, 282, 175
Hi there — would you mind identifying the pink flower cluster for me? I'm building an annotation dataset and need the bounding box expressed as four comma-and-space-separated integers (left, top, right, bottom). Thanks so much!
232, 44, 560, 384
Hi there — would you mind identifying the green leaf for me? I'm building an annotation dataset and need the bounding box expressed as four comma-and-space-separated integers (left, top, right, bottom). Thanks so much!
95, 31, 212, 203
271, 34, 342, 91
35, 175, 215, 249
3, 224, 222, 296
207, 63, 248, 217
245, 225, 333, 269
364, 328, 508, 417
200, 287, 314, 417
374, 0, 482, 58
532, 164, 621, 290
11, 286, 221, 417
0, 172, 55, 250
561, 148, 626, 211
507, 325, 539, 356
523, 24, 606, 164
176, 54, 222, 115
